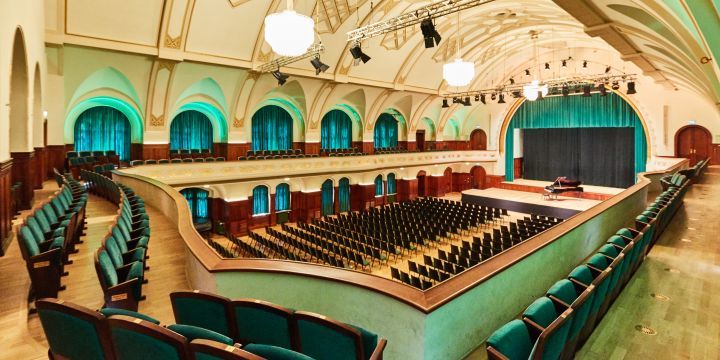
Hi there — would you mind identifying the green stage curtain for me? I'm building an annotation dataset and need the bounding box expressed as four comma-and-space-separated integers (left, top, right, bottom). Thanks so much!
180, 188, 209, 219
251, 105, 292, 151
74, 106, 131, 161
321, 180, 334, 216
339, 178, 350, 213
505, 93, 647, 182
321, 110, 352, 150
253, 185, 269, 215
387, 173, 396, 194
374, 175, 384, 196
275, 183, 290, 211
170, 110, 213, 151
374, 113, 398, 149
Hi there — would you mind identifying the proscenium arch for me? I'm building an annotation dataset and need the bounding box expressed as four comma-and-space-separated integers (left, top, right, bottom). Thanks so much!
170, 101, 228, 143
64, 96, 144, 144
250, 98, 306, 142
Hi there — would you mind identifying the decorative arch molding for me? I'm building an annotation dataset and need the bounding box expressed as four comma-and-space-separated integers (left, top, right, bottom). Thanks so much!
175, 77, 228, 114
9, 26, 31, 153
32, 62, 44, 148
408, 95, 436, 132
64, 96, 144, 144
68, 67, 143, 112
443, 119, 460, 140
379, 108, 408, 141
169, 101, 228, 143
418, 117, 437, 141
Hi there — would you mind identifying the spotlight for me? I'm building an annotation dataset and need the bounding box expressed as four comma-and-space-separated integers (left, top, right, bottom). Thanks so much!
511, 91, 522, 98
474, 95, 480, 102
544, 63, 550, 70
583, 60, 588, 68
611, 81, 620, 90
598, 83, 607, 96
463, 97, 472, 106
271, 69, 289, 86
537, 91, 544, 101
349, 43, 371, 64
442, 99, 449, 108
452, 97, 461, 104
561, 85, 570, 96
498, 94, 506, 104
583, 85, 592, 97
627, 81, 637, 94
561, 59, 567, 68
310, 56, 330, 75
509, 77, 515, 85
491, 93, 497, 101
605, 65, 611, 74
480, 94, 486, 104
420, 18, 441, 48
575, 86, 582, 94
525, 69, 531, 77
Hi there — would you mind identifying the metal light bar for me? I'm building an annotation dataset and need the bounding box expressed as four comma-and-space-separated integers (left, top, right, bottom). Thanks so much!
347, 0, 496, 42
441, 73, 637, 97
256, 42, 325, 73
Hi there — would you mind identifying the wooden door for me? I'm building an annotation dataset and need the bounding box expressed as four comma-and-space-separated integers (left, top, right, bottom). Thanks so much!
416, 130, 425, 151
443, 168, 452, 194
676, 126, 712, 165
470, 129, 487, 150
471, 166, 486, 189
417, 172, 426, 197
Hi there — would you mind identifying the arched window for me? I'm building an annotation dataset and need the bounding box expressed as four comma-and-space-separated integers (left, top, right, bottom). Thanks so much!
180, 188, 209, 220
321, 109, 352, 150
170, 110, 213, 151
387, 173, 396, 195
252, 185, 269, 215
321, 179, 334, 216
275, 183, 290, 211
251, 105, 293, 151
338, 178, 350, 213
374, 175, 384, 196
74, 106, 131, 161
374, 113, 398, 149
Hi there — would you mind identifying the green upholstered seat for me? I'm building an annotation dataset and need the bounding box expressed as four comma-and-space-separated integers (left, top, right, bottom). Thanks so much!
100, 308, 160, 324
348, 325, 380, 360
232, 300, 294, 349
98, 250, 119, 287
167, 324, 233, 345
37, 300, 110, 360
171, 291, 233, 339
570, 265, 609, 317
547, 279, 592, 343
295, 312, 365, 360
523, 297, 571, 360
109, 315, 187, 360
244, 344, 315, 360
486, 319, 534, 360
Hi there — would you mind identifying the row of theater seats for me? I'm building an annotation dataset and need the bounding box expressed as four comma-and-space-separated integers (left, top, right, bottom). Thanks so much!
16, 170, 88, 306
82, 169, 152, 311
373, 147, 408, 155
129, 157, 227, 166
485, 164, 703, 360
170, 148, 213, 159
36, 290, 387, 360
321, 147, 365, 156
66, 151, 120, 172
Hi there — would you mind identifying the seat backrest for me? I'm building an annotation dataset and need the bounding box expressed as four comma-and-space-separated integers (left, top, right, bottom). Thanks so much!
36, 299, 114, 360
170, 291, 234, 339
486, 319, 534, 360
96, 249, 119, 287
190, 339, 265, 360
522, 297, 571, 360
18, 225, 40, 257
294, 311, 365, 360
231, 299, 294, 348
108, 315, 189, 360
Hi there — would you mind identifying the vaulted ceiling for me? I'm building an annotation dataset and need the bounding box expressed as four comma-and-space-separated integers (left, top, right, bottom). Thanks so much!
49, 0, 719, 104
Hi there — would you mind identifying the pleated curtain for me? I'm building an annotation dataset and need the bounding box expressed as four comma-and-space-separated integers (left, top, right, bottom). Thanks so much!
374, 175, 384, 196
338, 178, 350, 213
321, 110, 352, 150
321, 180, 334, 216
505, 93, 647, 181
170, 110, 213, 151
73, 106, 131, 161
275, 183, 290, 211
374, 113, 398, 149
253, 185, 269, 215
180, 188, 209, 219
251, 105, 293, 151
387, 173, 396, 194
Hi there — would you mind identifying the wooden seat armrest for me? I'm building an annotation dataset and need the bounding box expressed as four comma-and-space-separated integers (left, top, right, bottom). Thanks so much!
29, 247, 63, 265
115, 262, 139, 279
369, 338, 387, 360
569, 278, 589, 289
486, 346, 510, 360
547, 294, 571, 310
522, 317, 546, 341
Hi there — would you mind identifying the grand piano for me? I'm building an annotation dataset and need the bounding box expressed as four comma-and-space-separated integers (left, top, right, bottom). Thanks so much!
543, 177, 583, 200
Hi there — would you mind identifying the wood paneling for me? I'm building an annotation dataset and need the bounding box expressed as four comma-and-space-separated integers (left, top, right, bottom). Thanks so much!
227, 143, 251, 160
0, 160, 12, 255
217, 198, 250, 236
712, 144, 720, 165
351, 141, 363, 153
293, 191, 321, 222
10, 151, 35, 210
292, 142, 304, 153
675, 125, 712, 166
452, 173, 472, 192
471, 166, 486, 189
362, 142, 374, 155
496, 181, 613, 201
470, 129, 488, 150
213, 143, 225, 158
514, 158, 523, 179
46, 145, 67, 176
141, 144, 170, 160
304, 142, 320, 156
445, 141, 470, 151
485, 175, 505, 189
130, 143, 143, 161
427, 175, 445, 197
406, 141, 417, 152
33, 147, 48, 188
397, 178, 418, 202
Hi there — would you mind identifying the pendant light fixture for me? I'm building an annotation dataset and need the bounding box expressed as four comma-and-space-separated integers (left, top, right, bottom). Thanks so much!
264, 0, 315, 56
443, 10, 474, 87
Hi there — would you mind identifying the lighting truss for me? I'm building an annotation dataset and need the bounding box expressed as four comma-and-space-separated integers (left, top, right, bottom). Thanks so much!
347, 0, 496, 42
441, 73, 637, 99
256, 42, 325, 73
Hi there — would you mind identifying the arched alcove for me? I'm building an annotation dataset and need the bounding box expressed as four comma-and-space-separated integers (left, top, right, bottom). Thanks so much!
9, 28, 30, 153
73, 106, 132, 161
251, 105, 294, 151
170, 110, 214, 151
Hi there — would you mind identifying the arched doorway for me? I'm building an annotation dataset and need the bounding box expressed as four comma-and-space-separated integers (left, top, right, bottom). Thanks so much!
417, 170, 427, 197
470, 129, 487, 150
470, 166, 486, 189
9, 28, 32, 210
675, 125, 712, 166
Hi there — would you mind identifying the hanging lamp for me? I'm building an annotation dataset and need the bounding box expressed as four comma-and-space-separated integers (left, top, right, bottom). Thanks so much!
443, 11, 474, 87
264, 0, 315, 56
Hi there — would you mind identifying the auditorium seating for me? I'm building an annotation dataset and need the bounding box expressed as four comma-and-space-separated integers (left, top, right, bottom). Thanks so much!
66, 150, 119, 177
239, 149, 311, 161
373, 146, 408, 155
16, 171, 87, 304
129, 157, 226, 166
485, 166, 700, 359
170, 148, 213, 159
322, 147, 365, 156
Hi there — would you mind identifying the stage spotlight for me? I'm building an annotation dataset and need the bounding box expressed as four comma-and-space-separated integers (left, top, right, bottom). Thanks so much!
598, 83, 607, 96
561, 59, 567, 68
420, 18, 441, 48
349, 43, 371, 65
561, 85, 570, 96
310, 56, 330, 75
512, 91, 522, 98
611, 81, 620, 90
480, 94, 486, 104
537, 91, 544, 101
605, 65, 611, 73
583, 60, 588, 68
441, 99, 449, 108
627, 81, 637, 94
498, 94, 506, 104
509, 77, 515, 85
452, 97, 460, 104
544, 62, 550, 70
491, 93, 497, 101
271, 69, 289, 86
525, 69, 531, 77
582, 85, 592, 97
474, 95, 480, 102
463, 97, 472, 106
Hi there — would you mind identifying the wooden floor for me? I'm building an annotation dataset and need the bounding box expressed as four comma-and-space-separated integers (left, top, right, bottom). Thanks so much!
505, 179, 625, 195
460, 188, 603, 211
0, 181, 190, 360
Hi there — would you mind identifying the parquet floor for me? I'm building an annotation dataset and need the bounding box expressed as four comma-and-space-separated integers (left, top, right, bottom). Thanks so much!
0, 181, 190, 360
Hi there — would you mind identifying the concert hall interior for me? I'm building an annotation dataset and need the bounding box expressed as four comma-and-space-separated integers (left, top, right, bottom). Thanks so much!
1, 0, 719, 359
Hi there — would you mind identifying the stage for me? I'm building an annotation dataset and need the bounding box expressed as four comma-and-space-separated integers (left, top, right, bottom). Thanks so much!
496, 179, 624, 201
461, 188, 603, 219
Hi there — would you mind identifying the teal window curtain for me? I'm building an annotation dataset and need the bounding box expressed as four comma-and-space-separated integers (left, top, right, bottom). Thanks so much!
74, 106, 131, 161
374, 113, 398, 149
374, 175, 384, 196
321, 110, 352, 150
387, 173, 396, 194
339, 178, 350, 213
170, 110, 213, 151
275, 183, 290, 211
180, 188, 209, 219
505, 93, 647, 181
321, 180, 334, 216
251, 105, 293, 151
253, 185, 269, 215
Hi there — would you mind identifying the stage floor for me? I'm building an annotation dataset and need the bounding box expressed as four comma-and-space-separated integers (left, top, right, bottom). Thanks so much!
461, 188, 602, 219
504, 179, 625, 195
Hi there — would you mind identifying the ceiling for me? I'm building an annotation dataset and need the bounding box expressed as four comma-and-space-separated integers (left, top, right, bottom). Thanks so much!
54, 0, 720, 103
